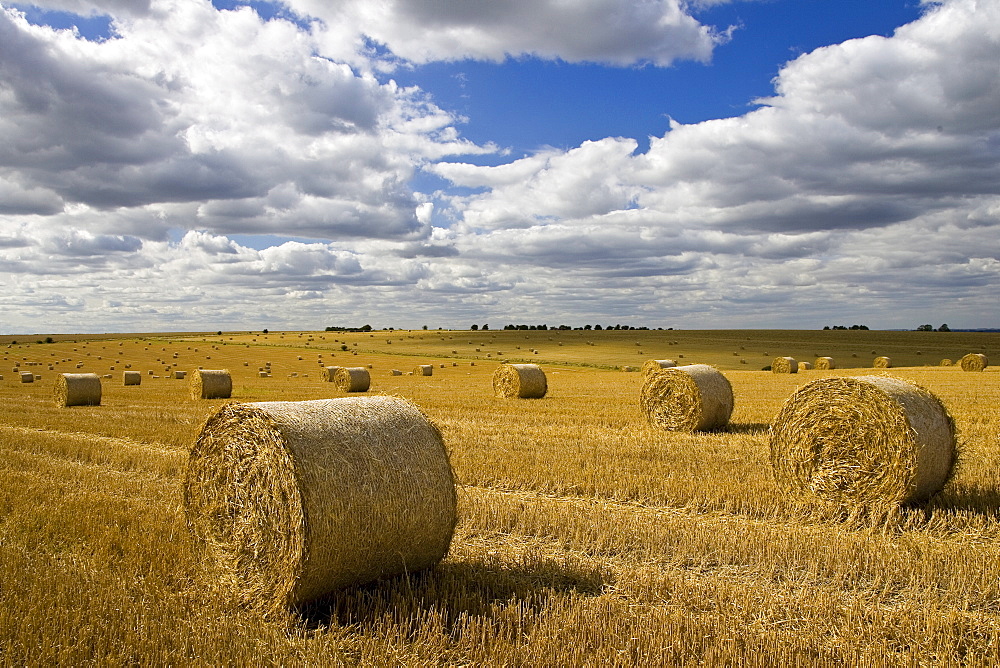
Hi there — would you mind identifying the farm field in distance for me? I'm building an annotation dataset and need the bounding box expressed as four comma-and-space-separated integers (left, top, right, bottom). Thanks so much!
1, 328, 999, 665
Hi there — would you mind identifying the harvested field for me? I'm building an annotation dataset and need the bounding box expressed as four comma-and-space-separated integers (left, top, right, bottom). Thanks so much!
0, 328, 998, 665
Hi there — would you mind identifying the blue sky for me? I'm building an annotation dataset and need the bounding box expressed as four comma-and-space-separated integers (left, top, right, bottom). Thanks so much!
0, 0, 997, 333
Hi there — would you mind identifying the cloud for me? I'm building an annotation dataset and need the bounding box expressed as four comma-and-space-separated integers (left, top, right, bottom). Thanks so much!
0, 0, 997, 332
0, 1, 488, 240
292, 0, 722, 67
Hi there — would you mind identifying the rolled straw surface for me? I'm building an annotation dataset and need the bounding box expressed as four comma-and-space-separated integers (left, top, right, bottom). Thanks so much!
641, 359, 677, 377
640, 364, 733, 432
493, 363, 547, 399
123, 370, 142, 386
334, 367, 371, 392
799, 361, 813, 371
414, 365, 433, 376
184, 396, 456, 609
191, 369, 232, 399
873, 356, 892, 369
772, 357, 798, 374
814, 357, 836, 370
770, 376, 956, 506
55, 373, 101, 407
960, 353, 988, 372
321, 366, 343, 382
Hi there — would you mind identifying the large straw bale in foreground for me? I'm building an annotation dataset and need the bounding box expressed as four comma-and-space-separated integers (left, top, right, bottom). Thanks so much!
184, 396, 457, 609
190, 369, 232, 400
493, 363, 547, 399
641, 359, 677, 377
873, 356, 892, 369
334, 367, 371, 392
960, 353, 988, 372
772, 357, 798, 374
55, 373, 101, 407
123, 370, 141, 386
640, 364, 733, 432
814, 357, 836, 370
770, 376, 956, 506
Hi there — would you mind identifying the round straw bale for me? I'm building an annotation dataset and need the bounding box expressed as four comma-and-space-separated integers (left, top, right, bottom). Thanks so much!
123, 370, 142, 386
55, 373, 101, 407
772, 357, 798, 374
873, 356, 892, 369
191, 369, 232, 400
20, 372, 34, 383
799, 361, 813, 371
960, 353, 988, 372
814, 357, 836, 370
769, 376, 956, 506
320, 366, 343, 382
940, 359, 953, 367
414, 365, 433, 376
175, 370, 187, 380
493, 364, 547, 399
641, 359, 677, 377
640, 364, 733, 432
334, 367, 371, 392
184, 396, 456, 609
389, 369, 402, 376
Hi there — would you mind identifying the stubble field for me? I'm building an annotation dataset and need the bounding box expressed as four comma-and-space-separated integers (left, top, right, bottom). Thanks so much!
1, 328, 998, 666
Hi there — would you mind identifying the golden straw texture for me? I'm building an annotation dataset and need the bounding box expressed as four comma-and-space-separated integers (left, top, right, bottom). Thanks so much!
123, 370, 142, 386
769, 376, 956, 506
184, 396, 457, 609
814, 357, 836, 370
641, 359, 677, 377
190, 369, 232, 400
873, 356, 892, 368
640, 364, 734, 432
493, 364, 547, 399
54, 373, 101, 407
960, 353, 988, 372
772, 357, 798, 374
334, 367, 371, 392
321, 366, 343, 382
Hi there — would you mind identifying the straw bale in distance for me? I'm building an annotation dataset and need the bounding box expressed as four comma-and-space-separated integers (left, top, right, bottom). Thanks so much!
940, 359, 953, 367
321, 366, 344, 382
960, 353, 988, 372
191, 369, 232, 400
641, 359, 677, 377
814, 357, 836, 370
123, 370, 142, 386
55, 373, 101, 407
493, 364, 547, 399
389, 369, 402, 376
772, 357, 798, 374
175, 370, 187, 380
769, 375, 956, 506
334, 367, 371, 392
873, 356, 892, 369
20, 372, 34, 383
640, 364, 734, 432
414, 365, 433, 376
799, 361, 813, 370
184, 396, 457, 609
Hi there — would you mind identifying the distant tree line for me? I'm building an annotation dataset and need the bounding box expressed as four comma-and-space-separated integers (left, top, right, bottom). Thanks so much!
325, 324, 373, 332
916, 324, 951, 332
470, 323, 672, 331
823, 325, 870, 330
